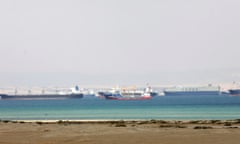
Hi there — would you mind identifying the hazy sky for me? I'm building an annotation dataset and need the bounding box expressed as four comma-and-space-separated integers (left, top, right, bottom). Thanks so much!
0, 0, 240, 86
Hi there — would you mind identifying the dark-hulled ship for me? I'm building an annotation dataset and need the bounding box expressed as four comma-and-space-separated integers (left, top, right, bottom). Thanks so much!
0, 86, 83, 100
228, 89, 240, 96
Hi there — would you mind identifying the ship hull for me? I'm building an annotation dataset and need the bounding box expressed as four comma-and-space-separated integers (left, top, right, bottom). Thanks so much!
104, 96, 151, 100
0, 93, 83, 100
229, 89, 240, 96
97, 92, 152, 100
164, 91, 220, 96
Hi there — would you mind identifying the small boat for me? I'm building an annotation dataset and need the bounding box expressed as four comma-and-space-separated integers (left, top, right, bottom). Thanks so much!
97, 86, 158, 100
0, 86, 84, 100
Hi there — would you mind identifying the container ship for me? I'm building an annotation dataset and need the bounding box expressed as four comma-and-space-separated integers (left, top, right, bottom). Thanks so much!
0, 86, 83, 100
97, 86, 158, 100
163, 84, 221, 96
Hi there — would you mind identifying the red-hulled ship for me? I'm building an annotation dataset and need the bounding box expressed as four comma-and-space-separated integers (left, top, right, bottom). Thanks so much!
97, 86, 158, 100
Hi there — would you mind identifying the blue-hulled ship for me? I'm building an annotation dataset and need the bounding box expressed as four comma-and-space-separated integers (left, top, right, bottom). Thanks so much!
226, 82, 240, 96
228, 89, 240, 96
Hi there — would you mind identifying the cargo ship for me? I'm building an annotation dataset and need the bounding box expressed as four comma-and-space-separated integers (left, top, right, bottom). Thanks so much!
97, 86, 158, 100
228, 89, 240, 96
0, 86, 83, 100
163, 84, 221, 96
227, 82, 240, 96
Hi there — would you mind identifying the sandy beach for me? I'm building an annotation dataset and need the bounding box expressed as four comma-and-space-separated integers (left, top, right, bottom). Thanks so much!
0, 120, 240, 144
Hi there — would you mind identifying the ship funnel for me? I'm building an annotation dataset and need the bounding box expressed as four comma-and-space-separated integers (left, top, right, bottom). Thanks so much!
70, 85, 80, 94
75, 85, 79, 91
145, 86, 152, 92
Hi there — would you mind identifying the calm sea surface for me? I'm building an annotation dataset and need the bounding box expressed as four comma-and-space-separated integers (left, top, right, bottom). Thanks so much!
1, 95, 240, 120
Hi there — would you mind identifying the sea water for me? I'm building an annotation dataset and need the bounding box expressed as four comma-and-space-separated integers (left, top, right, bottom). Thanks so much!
0, 95, 240, 120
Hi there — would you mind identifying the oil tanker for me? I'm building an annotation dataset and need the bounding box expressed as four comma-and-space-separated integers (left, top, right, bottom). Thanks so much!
0, 86, 83, 100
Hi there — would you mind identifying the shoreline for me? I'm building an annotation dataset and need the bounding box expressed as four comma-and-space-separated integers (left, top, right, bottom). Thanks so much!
1, 118, 240, 125
1, 119, 240, 144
